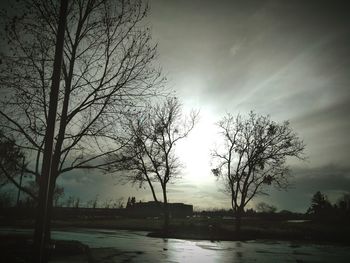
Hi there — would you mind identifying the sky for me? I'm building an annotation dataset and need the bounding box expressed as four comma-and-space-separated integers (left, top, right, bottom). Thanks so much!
3, 0, 350, 212
56, 0, 350, 212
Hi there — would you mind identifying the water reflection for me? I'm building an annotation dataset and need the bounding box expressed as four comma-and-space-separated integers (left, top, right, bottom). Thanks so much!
166, 239, 223, 262
1, 228, 350, 262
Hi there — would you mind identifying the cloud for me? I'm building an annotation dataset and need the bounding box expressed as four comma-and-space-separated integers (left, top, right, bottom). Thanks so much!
258, 164, 350, 212
291, 164, 350, 187
229, 41, 244, 57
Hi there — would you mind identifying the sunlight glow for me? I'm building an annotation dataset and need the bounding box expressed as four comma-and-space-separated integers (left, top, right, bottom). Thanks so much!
176, 108, 218, 185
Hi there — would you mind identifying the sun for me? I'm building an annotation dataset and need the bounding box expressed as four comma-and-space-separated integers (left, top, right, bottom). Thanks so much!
175, 109, 218, 184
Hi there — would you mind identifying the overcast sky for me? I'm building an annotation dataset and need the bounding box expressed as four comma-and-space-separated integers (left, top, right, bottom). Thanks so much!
3, 0, 348, 212
56, 0, 350, 212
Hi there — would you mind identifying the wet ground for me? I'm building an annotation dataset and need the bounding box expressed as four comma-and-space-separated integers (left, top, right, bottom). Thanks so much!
1, 228, 350, 262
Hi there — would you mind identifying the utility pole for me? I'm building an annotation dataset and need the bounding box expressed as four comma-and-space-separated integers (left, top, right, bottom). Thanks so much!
32, 0, 68, 262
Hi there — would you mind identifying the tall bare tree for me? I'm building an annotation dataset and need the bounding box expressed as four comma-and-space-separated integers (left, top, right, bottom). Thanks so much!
0, 0, 162, 199
0, 2, 163, 258
211, 112, 305, 233
115, 97, 197, 230
0, 130, 34, 197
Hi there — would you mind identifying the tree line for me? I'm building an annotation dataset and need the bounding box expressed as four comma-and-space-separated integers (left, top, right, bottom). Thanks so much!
307, 191, 350, 219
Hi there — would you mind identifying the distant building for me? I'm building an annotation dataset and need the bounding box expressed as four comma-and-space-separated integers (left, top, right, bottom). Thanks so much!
127, 201, 193, 218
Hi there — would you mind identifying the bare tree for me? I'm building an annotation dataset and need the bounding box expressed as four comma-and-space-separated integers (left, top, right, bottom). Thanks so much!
255, 201, 277, 213
1, 128, 65, 206
114, 97, 197, 230
211, 112, 305, 233
0, 131, 21, 188
0, 0, 162, 205
0, 130, 40, 203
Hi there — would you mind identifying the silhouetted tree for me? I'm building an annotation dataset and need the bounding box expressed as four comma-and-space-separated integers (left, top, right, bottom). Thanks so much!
126, 196, 137, 208
245, 208, 256, 216
0, 191, 14, 208
1, 131, 67, 210
0, 131, 21, 187
87, 195, 99, 209
20, 181, 65, 207
53, 185, 65, 207
65, 196, 75, 208
112, 197, 124, 208
337, 193, 350, 211
212, 112, 305, 233
126, 197, 131, 208
116, 97, 198, 230
307, 191, 332, 215
255, 201, 277, 213
0, 0, 163, 247
0, 130, 36, 198
74, 197, 80, 208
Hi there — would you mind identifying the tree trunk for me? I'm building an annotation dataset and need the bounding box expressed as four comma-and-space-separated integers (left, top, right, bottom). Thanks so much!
162, 185, 169, 232
145, 174, 158, 202
235, 207, 243, 237
43, 171, 58, 241
32, 1, 68, 261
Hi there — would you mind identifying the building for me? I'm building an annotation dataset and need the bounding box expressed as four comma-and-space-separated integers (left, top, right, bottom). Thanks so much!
127, 201, 193, 218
